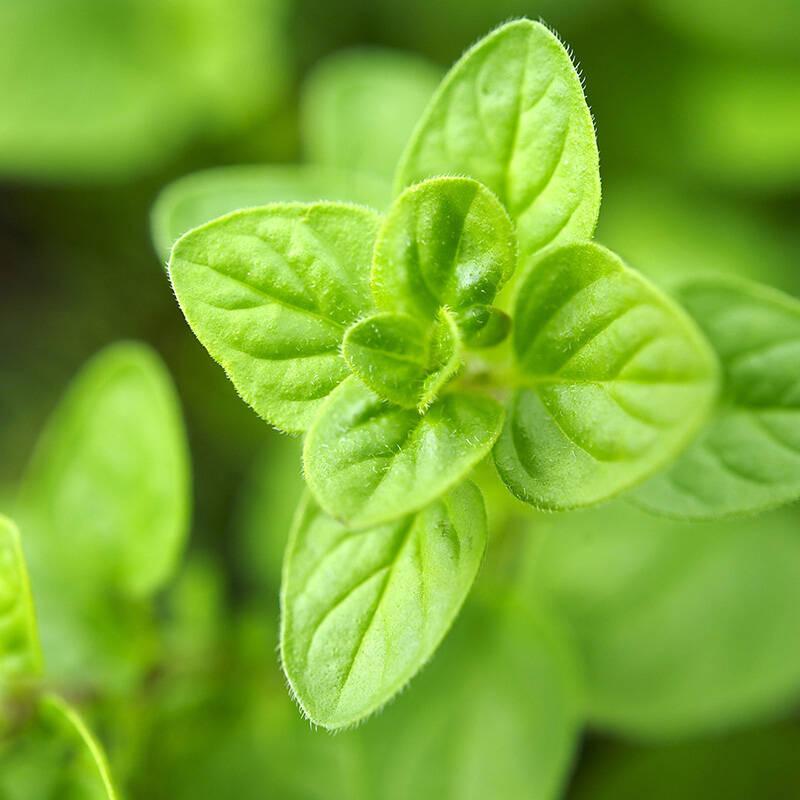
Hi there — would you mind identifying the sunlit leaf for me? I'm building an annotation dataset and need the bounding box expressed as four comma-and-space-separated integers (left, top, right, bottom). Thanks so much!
169, 203, 381, 433
396, 19, 600, 259
494, 242, 718, 509
281, 484, 486, 728
304, 377, 504, 526
372, 177, 516, 322
342, 309, 461, 410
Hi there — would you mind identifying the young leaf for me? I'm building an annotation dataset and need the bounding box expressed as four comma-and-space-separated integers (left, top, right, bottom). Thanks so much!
0, 516, 42, 686
302, 48, 442, 180
280, 483, 487, 729
304, 377, 504, 526
634, 277, 800, 519
372, 177, 516, 322
151, 164, 392, 261
342, 309, 461, 410
523, 501, 800, 739
18, 342, 189, 689
0, 694, 118, 799
395, 19, 600, 259
494, 242, 718, 510
169, 203, 381, 433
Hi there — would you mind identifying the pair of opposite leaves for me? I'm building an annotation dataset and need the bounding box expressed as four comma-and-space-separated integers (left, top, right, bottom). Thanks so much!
168, 19, 800, 729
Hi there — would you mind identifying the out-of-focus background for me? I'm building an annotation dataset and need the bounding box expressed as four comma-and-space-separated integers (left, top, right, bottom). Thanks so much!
2, 0, 799, 797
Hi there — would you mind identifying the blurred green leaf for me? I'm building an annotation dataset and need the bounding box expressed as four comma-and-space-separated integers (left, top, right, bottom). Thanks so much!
281, 484, 487, 729
0, 694, 118, 799
303, 377, 504, 526
0, 0, 289, 180
169, 203, 381, 433
151, 165, 392, 261
302, 48, 442, 179
494, 243, 718, 510
18, 343, 190, 689
0, 516, 41, 688
635, 277, 800, 518
396, 19, 600, 260
524, 501, 800, 739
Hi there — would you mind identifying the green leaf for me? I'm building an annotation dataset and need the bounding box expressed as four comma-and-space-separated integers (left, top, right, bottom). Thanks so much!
302, 48, 442, 180
151, 164, 392, 261
342, 309, 461, 410
0, 694, 118, 799
280, 483, 487, 729
494, 242, 718, 510
18, 342, 189, 689
304, 377, 504, 526
372, 177, 516, 322
396, 19, 600, 259
361, 607, 583, 800
0, 0, 288, 181
523, 501, 800, 739
0, 516, 42, 687
169, 203, 382, 433
634, 277, 800, 519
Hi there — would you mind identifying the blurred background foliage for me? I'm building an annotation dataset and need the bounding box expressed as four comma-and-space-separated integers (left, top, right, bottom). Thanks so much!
1, 0, 799, 797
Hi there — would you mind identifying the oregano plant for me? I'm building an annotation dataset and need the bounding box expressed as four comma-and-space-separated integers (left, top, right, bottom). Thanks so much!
167, 18, 800, 728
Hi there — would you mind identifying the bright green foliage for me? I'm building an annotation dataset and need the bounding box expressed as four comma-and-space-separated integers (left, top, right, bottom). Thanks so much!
18, 342, 189, 688
396, 19, 601, 260
343, 309, 461, 411
302, 48, 442, 180
303, 378, 504, 527
169, 203, 382, 433
494, 243, 718, 509
0, 516, 41, 686
0, 0, 288, 181
151, 165, 392, 261
0, 694, 118, 799
525, 502, 800, 739
161, 18, 800, 734
280, 484, 486, 728
372, 177, 516, 323
634, 278, 800, 519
